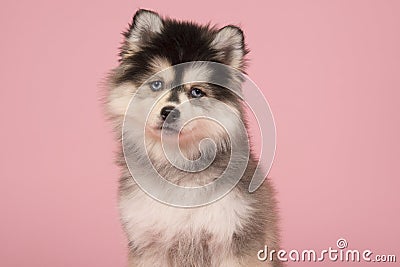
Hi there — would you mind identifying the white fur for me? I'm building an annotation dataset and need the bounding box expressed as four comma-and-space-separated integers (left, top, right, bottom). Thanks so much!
107, 83, 137, 116
182, 63, 214, 84
120, 186, 253, 250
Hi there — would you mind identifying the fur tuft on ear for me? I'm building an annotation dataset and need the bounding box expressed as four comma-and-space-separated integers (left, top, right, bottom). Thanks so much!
127, 9, 163, 44
211, 25, 247, 70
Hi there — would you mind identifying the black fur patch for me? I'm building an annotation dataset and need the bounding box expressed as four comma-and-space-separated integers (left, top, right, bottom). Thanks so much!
167, 87, 181, 103
115, 17, 247, 87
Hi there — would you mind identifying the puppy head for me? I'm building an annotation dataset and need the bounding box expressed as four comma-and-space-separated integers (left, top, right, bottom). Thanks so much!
107, 9, 248, 159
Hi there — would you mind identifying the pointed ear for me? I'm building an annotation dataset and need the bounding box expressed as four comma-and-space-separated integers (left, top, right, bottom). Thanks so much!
127, 9, 163, 44
211, 25, 247, 70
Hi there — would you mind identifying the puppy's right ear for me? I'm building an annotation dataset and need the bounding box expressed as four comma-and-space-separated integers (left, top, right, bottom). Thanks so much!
125, 9, 163, 44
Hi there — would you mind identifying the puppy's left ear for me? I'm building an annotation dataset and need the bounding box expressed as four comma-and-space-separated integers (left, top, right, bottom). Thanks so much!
211, 25, 247, 70
120, 9, 163, 60
127, 9, 164, 44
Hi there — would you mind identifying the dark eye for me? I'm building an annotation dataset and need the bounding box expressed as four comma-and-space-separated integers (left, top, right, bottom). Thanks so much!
150, 80, 163, 91
190, 87, 205, 98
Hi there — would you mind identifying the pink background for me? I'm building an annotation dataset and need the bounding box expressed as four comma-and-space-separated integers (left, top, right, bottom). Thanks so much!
1, 0, 399, 266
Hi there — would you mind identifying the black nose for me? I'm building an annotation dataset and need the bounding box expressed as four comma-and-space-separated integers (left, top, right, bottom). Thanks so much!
160, 106, 180, 122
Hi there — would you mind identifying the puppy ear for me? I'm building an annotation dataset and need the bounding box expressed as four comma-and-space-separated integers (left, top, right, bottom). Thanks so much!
127, 9, 163, 44
211, 25, 247, 70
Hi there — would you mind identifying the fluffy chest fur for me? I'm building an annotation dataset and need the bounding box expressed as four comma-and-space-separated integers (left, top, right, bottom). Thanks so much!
120, 185, 253, 248
119, 182, 257, 266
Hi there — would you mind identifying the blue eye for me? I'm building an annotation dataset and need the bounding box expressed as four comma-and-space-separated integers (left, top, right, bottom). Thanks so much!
150, 80, 163, 91
190, 87, 205, 98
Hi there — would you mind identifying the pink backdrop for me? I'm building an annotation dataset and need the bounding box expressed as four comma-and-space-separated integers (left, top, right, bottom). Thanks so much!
1, 0, 399, 266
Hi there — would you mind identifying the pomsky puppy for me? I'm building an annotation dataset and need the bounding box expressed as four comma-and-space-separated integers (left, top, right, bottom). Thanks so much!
105, 9, 281, 267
